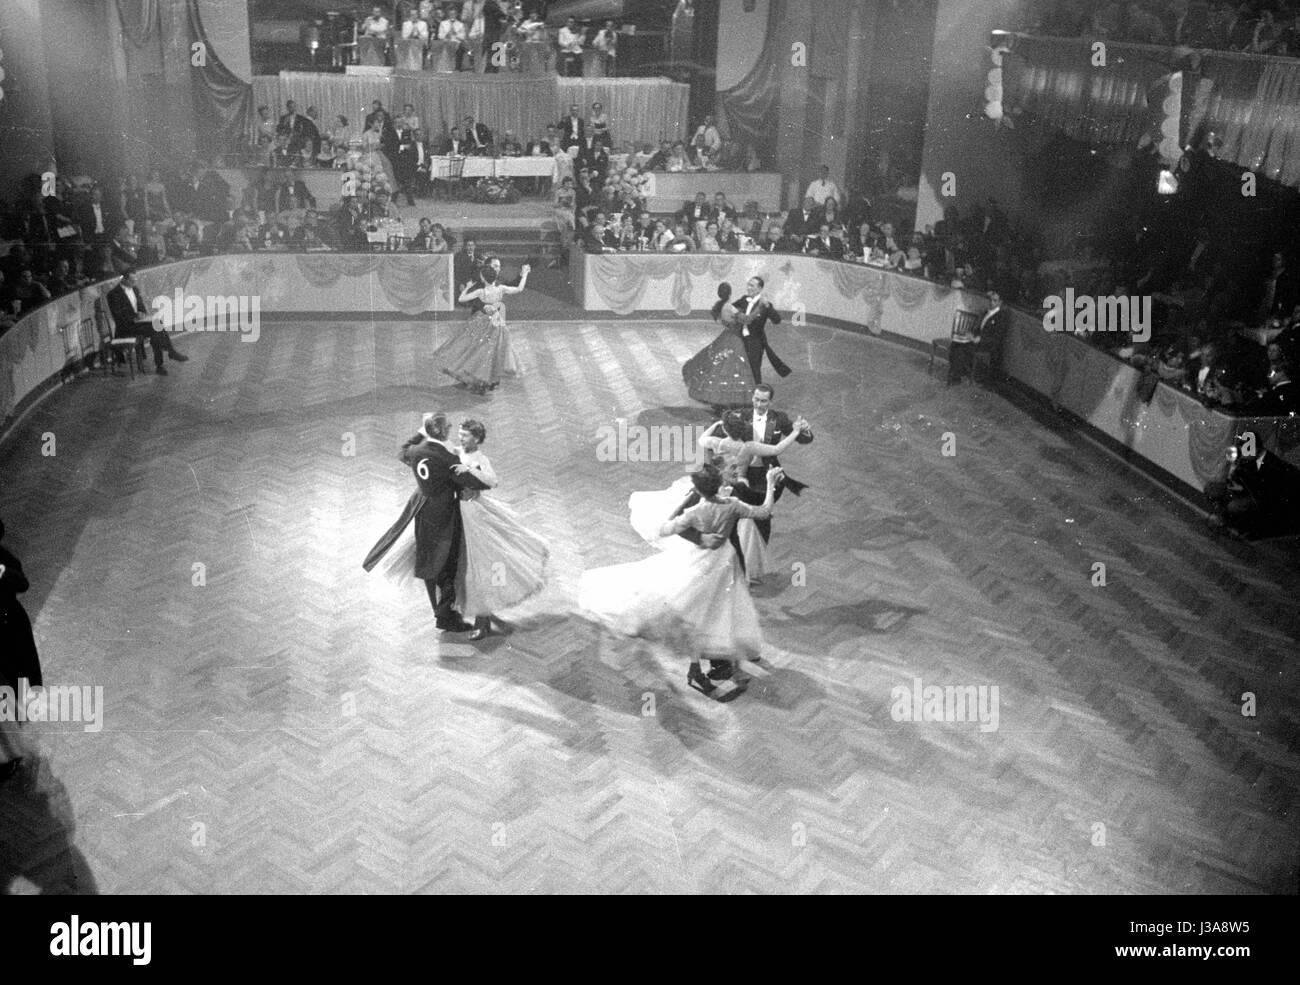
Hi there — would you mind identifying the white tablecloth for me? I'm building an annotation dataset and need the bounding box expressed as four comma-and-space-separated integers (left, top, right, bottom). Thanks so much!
426, 156, 557, 180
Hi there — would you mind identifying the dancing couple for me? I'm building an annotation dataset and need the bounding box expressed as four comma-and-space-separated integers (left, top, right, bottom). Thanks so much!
683, 276, 791, 409
579, 390, 814, 702
433, 260, 530, 395
364, 412, 548, 641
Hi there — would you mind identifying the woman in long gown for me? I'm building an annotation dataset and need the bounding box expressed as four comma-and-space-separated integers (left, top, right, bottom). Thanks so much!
682, 283, 758, 410
450, 420, 550, 640
357, 117, 397, 189
435, 263, 529, 394
628, 408, 811, 584
579, 463, 783, 702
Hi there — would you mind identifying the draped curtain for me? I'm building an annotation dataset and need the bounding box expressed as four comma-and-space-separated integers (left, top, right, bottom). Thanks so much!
1001, 34, 1300, 190
188, 0, 253, 158
1192, 54, 1300, 187
714, 0, 783, 163
1002, 39, 1173, 145
252, 74, 686, 148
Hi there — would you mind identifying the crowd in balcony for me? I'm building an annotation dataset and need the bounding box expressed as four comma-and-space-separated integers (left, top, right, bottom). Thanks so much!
353, 1, 623, 75
1025, 0, 1300, 55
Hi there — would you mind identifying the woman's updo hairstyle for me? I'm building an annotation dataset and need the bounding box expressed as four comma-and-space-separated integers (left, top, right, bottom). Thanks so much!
711, 282, 733, 321
690, 462, 724, 499
722, 409, 747, 440
460, 419, 486, 444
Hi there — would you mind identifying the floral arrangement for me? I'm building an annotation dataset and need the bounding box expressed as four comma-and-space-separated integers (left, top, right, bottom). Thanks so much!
350, 158, 392, 204
608, 164, 651, 204
471, 177, 520, 205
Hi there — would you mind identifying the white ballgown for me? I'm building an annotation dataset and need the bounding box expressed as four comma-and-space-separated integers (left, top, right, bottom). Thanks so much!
578, 496, 770, 659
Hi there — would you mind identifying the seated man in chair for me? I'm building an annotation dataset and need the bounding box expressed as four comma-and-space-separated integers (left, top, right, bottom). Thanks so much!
106, 269, 188, 375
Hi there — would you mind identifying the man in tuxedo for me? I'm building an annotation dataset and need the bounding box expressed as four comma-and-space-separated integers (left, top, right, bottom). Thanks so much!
645, 139, 673, 172
558, 104, 585, 150
577, 135, 609, 185
463, 115, 493, 156
279, 100, 313, 160
364, 413, 489, 632
733, 276, 790, 383
974, 290, 1009, 379
1205, 437, 1300, 538
783, 197, 822, 241
442, 125, 469, 157
680, 193, 712, 227
716, 215, 741, 253
395, 127, 425, 205
804, 222, 844, 260
453, 238, 481, 301
743, 383, 813, 534
75, 186, 115, 246
106, 269, 188, 374
712, 193, 737, 224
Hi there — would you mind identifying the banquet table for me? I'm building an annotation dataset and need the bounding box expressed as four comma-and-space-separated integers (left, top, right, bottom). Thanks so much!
426, 156, 557, 180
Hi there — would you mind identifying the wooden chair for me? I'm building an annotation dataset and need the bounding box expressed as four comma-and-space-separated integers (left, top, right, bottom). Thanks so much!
103, 337, 144, 379
439, 155, 466, 200
929, 307, 981, 377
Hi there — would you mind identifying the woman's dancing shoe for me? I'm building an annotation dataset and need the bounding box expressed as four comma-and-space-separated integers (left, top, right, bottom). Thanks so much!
469, 626, 489, 641
688, 665, 744, 701
706, 660, 735, 681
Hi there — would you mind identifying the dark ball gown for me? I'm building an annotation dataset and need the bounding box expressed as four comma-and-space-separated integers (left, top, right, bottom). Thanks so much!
682, 304, 757, 408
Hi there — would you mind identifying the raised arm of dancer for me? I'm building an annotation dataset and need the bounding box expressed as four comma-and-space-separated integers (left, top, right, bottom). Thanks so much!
498, 264, 531, 295
743, 416, 810, 459
730, 467, 780, 522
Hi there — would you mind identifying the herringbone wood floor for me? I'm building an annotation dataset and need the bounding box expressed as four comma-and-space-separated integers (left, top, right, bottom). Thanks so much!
1, 316, 1297, 894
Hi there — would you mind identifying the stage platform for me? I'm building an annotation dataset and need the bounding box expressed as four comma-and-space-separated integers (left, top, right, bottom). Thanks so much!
1, 313, 1297, 894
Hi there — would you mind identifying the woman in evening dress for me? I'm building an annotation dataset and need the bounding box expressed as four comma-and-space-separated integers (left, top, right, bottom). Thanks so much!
450, 419, 550, 640
579, 463, 784, 702
628, 408, 811, 585
434, 263, 529, 395
682, 283, 759, 410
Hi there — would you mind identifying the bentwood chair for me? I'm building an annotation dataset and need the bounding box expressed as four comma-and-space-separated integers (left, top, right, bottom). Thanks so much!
930, 307, 981, 378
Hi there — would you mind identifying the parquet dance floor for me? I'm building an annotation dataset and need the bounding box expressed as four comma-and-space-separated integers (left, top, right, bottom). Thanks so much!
1, 315, 1297, 894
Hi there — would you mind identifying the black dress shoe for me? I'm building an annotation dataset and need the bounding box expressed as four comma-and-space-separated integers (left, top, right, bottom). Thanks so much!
437, 618, 473, 633
155, 366, 169, 375
169, 350, 189, 362
706, 660, 735, 681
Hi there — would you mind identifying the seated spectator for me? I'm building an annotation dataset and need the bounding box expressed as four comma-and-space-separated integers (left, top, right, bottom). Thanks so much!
691, 115, 722, 168
106, 268, 188, 372
632, 143, 657, 170
651, 219, 674, 251
712, 192, 738, 224
680, 192, 711, 227
499, 131, 523, 157
632, 213, 655, 251
716, 215, 741, 253
4, 268, 52, 314
784, 197, 822, 241
803, 222, 845, 260
697, 221, 721, 253
758, 224, 789, 253
1123, 1, 1169, 43
109, 225, 140, 273
821, 197, 844, 238
669, 222, 694, 252
45, 258, 82, 296
1242, 364, 1299, 415
666, 142, 693, 173
1205, 436, 1300, 538
902, 245, 927, 275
